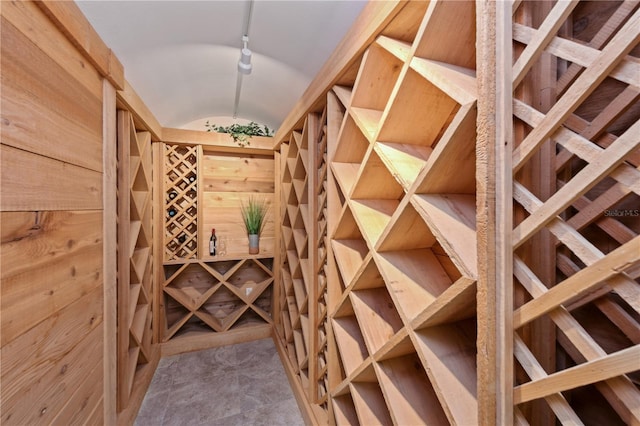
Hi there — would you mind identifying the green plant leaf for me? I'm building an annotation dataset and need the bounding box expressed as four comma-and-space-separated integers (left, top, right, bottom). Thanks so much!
240, 195, 270, 235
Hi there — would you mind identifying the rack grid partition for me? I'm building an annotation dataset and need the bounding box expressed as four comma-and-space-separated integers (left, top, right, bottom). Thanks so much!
276, 1, 481, 423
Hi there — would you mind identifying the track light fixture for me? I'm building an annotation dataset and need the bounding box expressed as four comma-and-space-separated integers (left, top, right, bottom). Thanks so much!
238, 35, 252, 75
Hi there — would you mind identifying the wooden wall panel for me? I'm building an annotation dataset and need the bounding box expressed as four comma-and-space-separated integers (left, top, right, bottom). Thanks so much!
1, 13, 103, 171
198, 147, 276, 259
0, 211, 103, 346
0, 1, 107, 424
0, 145, 103, 211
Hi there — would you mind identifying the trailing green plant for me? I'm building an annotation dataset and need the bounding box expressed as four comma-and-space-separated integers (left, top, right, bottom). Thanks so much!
240, 195, 270, 235
205, 121, 273, 147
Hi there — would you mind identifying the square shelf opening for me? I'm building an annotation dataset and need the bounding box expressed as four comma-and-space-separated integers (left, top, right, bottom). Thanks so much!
199, 286, 246, 331
413, 318, 478, 426
376, 200, 436, 253
414, 101, 477, 194
163, 293, 191, 340
332, 206, 369, 286
164, 263, 220, 311
334, 114, 371, 163
375, 352, 448, 425
374, 141, 433, 191
350, 286, 404, 355
351, 41, 405, 111
379, 66, 463, 147
411, 194, 477, 279
333, 392, 359, 426
351, 150, 404, 201
332, 298, 369, 377
376, 248, 454, 323
349, 380, 393, 426
413, 0, 476, 70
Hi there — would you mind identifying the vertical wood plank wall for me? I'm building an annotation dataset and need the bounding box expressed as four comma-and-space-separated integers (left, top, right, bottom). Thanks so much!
0, 1, 121, 424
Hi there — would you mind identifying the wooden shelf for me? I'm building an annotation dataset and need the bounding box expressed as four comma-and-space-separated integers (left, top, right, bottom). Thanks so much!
374, 141, 432, 190
376, 249, 452, 322
375, 353, 448, 425
161, 256, 274, 342
332, 239, 368, 288
334, 115, 369, 162
412, 0, 476, 69
351, 150, 404, 201
332, 85, 353, 109
350, 287, 404, 355
332, 313, 369, 377
414, 101, 477, 194
333, 393, 359, 426
350, 381, 393, 425
351, 39, 404, 111
413, 320, 478, 425
331, 162, 361, 197
375, 199, 436, 252
350, 107, 383, 143
412, 276, 476, 329
411, 194, 477, 279
350, 199, 398, 247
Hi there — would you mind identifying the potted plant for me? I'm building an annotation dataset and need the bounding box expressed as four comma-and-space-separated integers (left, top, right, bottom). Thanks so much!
205, 121, 273, 148
240, 195, 269, 254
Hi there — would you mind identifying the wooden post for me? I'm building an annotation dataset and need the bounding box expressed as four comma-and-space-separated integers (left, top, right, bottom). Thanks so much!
514, 1, 557, 423
476, 1, 513, 424
273, 151, 282, 334
152, 141, 164, 343
102, 78, 118, 426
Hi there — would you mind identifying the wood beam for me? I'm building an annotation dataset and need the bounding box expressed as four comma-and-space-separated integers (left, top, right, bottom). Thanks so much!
476, 1, 513, 425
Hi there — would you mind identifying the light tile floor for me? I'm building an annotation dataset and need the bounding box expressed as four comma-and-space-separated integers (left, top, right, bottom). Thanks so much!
134, 338, 305, 426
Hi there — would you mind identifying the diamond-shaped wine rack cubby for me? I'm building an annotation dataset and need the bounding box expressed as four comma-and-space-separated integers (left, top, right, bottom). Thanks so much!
116, 110, 155, 411
276, 106, 341, 414
322, 1, 480, 424
162, 257, 274, 341
164, 144, 198, 260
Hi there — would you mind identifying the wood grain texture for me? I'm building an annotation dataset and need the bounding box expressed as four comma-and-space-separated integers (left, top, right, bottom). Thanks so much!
34, 0, 124, 89
1, 16, 102, 172
1, 145, 102, 211
1, 211, 103, 346
476, 1, 514, 425
102, 79, 118, 425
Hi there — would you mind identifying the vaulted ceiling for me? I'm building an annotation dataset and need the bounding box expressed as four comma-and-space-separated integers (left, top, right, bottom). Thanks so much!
76, 0, 367, 132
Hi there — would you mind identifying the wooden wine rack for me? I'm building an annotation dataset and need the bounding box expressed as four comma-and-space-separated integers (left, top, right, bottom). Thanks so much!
326, 3, 479, 423
274, 1, 639, 424
157, 135, 276, 353
162, 257, 274, 341
506, 1, 640, 424
274, 1, 480, 423
314, 107, 329, 410
278, 117, 314, 394
164, 144, 198, 260
116, 110, 155, 411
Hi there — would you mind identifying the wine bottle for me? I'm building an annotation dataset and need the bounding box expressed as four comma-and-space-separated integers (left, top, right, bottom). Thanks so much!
209, 228, 217, 256
168, 208, 177, 217
189, 175, 196, 183
177, 234, 186, 244
169, 191, 177, 200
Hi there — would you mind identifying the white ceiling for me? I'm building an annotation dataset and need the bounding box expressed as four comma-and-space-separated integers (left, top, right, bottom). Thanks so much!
76, 0, 367, 132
